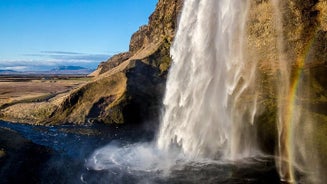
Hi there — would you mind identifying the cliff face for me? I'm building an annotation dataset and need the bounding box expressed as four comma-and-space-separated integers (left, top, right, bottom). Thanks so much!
246, 0, 327, 110
129, 0, 183, 54
246, 1, 327, 172
90, 0, 183, 77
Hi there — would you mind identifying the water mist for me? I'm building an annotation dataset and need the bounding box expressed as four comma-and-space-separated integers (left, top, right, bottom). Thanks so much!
272, 0, 323, 183
157, 0, 259, 160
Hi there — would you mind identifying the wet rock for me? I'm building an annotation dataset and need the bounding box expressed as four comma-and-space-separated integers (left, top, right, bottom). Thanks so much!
0, 128, 53, 183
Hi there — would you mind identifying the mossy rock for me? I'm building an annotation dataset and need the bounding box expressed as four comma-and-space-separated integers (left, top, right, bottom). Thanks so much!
0, 149, 5, 158
255, 102, 278, 154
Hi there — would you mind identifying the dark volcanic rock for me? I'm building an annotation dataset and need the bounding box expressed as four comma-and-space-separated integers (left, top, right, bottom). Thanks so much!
0, 128, 52, 184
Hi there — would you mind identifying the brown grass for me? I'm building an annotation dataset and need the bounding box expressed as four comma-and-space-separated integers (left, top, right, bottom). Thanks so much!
53, 72, 128, 124
0, 76, 90, 107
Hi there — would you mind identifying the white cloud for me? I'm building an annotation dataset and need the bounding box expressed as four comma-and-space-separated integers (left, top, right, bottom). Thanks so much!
0, 51, 111, 71
1, 66, 29, 71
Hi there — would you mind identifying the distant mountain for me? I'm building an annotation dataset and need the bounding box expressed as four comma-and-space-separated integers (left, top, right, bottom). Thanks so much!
48, 66, 93, 74
0, 70, 20, 74
49, 66, 93, 74
0, 66, 94, 75
51, 66, 87, 71
0, 70, 15, 72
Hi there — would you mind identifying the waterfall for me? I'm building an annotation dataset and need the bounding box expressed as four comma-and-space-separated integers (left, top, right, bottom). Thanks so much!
157, 0, 259, 160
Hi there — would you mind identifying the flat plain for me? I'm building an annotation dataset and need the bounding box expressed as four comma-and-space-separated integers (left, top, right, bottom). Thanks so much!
0, 75, 91, 108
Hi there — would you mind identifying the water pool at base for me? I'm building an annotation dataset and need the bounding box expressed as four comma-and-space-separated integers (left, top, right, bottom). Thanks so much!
0, 121, 281, 184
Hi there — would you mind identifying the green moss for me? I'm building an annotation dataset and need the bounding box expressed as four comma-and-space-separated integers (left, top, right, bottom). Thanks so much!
255, 101, 278, 154
33, 106, 55, 120
143, 37, 172, 74
159, 55, 172, 73
0, 149, 5, 158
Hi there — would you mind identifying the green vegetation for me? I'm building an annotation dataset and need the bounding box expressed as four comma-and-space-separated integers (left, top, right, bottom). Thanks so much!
0, 149, 5, 158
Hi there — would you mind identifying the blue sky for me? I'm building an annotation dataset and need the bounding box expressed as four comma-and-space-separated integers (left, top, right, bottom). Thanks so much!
0, 0, 157, 71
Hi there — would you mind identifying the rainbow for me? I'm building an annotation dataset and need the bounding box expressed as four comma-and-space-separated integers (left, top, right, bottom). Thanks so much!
280, 30, 318, 183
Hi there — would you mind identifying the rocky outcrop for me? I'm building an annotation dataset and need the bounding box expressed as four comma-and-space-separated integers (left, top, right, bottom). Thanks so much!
129, 0, 183, 53
90, 0, 183, 78
0, 127, 53, 183
89, 52, 131, 77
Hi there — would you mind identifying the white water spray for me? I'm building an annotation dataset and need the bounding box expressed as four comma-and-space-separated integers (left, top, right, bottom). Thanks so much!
157, 0, 258, 160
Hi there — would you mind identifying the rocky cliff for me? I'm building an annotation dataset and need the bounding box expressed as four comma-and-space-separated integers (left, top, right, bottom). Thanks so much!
245, 1, 327, 173
90, 0, 183, 77
247, 0, 327, 151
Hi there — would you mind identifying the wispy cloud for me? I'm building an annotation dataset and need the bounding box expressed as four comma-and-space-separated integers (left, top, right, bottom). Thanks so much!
0, 51, 111, 71
38, 51, 110, 62
48, 53, 110, 62
41, 51, 84, 55
1, 66, 29, 71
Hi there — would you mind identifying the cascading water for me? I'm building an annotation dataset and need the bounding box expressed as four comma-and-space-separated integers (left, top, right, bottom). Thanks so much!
157, 0, 259, 160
